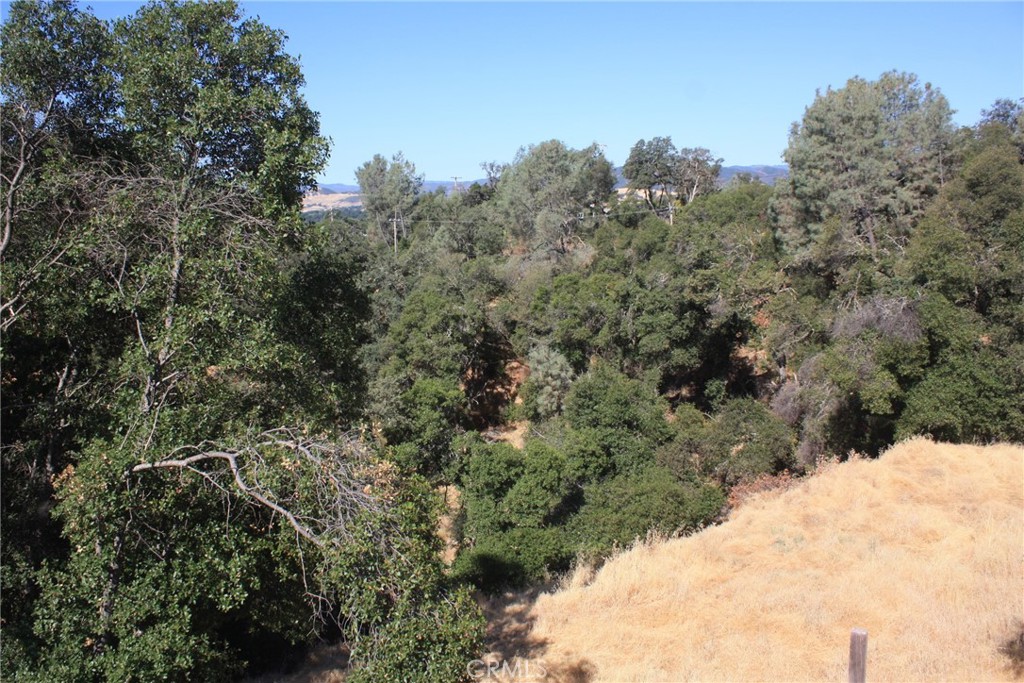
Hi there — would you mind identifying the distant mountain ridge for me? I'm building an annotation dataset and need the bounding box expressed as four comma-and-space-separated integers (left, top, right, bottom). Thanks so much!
717, 164, 789, 185
313, 165, 788, 196
316, 183, 361, 194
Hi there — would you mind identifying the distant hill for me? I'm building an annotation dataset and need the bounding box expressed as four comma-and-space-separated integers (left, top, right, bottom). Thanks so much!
718, 164, 789, 185
317, 183, 361, 194
315, 165, 787, 199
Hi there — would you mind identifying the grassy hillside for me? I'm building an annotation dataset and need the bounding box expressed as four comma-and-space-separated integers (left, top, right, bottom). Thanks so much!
487, 438, 1023, 681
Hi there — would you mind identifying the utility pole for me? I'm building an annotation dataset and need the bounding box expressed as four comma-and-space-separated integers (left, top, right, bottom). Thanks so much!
451, 176, 461, 195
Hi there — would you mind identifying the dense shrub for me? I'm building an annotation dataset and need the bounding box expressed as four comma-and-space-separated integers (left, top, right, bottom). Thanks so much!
659, 400, 796, 485
385, 377, 468, 478
346, 584, 484, 683
456, 439, 578, 591
461, 442, 525, 538
451, 526, 574, 591
896, 345, 1024, 442
568, 466, 724, 554
563, 364, 671, 474
503, 442, 575, 528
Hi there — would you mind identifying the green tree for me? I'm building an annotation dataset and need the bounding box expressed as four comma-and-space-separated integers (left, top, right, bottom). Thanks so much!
906, 121, 1024, 330
768, 102, 1024, 461
623, 136, 678, 216
406, 184, 507, 261
454, 438, 577, 590
460, 441, 525, 539
1, 2, 483, 679
355, 152, 423, 250
496, 139, 615, 252
895, 117, 1024, 443
772, 71, 956, 292
674, 147, 723, 205
1, 3, 121, 661
519, 344, 575, 420
563, 364, 672, 476
366, 267, 511, 479
568, 466, 724, 555
623, 137, 721, 218
980, 97, 1024, 161
657, 399, 798, 487
112, 0, 325, 213
0, 0, 116, 331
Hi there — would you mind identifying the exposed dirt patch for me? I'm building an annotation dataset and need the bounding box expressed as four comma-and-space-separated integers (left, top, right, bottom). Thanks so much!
485, 420, 529, 450
437, 485, 462, 565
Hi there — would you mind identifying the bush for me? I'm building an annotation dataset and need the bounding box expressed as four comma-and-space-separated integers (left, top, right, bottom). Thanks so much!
503, 441, 574, 528
896, 347, 1024, 443
347, 584, 485, 683
659, 399, 796, 486
385, 377, 468, 478
655, 403, 709, 481
563, 365, 671, 475
451, 527, 573, 592
454, 438, 580, 591
700, 399, 797, 485
461, 442, 525, 538
568, 466, 724, 555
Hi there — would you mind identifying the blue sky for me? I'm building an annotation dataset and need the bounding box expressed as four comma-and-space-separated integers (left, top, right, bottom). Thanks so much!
6, 2, 1023, 183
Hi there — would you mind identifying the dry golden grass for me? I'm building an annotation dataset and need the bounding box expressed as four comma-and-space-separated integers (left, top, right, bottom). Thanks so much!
301, 191, 362, 213
490, 420, 530, 450
494, 438, 1023, 682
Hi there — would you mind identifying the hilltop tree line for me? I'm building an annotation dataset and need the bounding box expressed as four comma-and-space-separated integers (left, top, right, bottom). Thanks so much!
3, 1, 1022, 680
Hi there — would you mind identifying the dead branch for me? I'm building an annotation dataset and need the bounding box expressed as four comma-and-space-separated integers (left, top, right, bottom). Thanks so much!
129, 429, 388, 548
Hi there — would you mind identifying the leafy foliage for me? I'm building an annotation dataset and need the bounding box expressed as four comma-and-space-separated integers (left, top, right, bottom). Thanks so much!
568, 466, 725, 553
659, 399, 796, 486
623, 136, 722, 215
5, 7, 1021, 670
355, 152, 423, 248
1, 2, 482, 680
495, 139, 615, 252
519, 344, 575, 420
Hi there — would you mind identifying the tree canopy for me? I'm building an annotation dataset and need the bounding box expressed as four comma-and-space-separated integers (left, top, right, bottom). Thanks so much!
4, 7, 1022, 676
495, 139, 615, 251
2, 2, 482, 680
623, 136, 722, 219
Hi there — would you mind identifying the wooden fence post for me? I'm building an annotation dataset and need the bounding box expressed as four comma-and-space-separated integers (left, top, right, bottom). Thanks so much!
848, 628, 868, 683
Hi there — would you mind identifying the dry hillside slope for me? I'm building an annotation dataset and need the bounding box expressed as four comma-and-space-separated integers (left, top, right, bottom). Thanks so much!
503, 438, 1024, 681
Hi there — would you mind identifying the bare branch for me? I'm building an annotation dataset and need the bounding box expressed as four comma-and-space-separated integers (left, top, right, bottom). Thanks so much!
1, 95, 57, 259
129, 430, 390, 549
134, 449, 325, 546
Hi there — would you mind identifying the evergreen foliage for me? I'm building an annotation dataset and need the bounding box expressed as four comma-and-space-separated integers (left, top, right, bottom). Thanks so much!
1, 2, 483, 679
4, 6, 1021, 672
519, 344, 575, 420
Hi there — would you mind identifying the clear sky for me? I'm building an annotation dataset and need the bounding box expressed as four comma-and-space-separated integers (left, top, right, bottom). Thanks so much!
6, 1, 1023, 184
